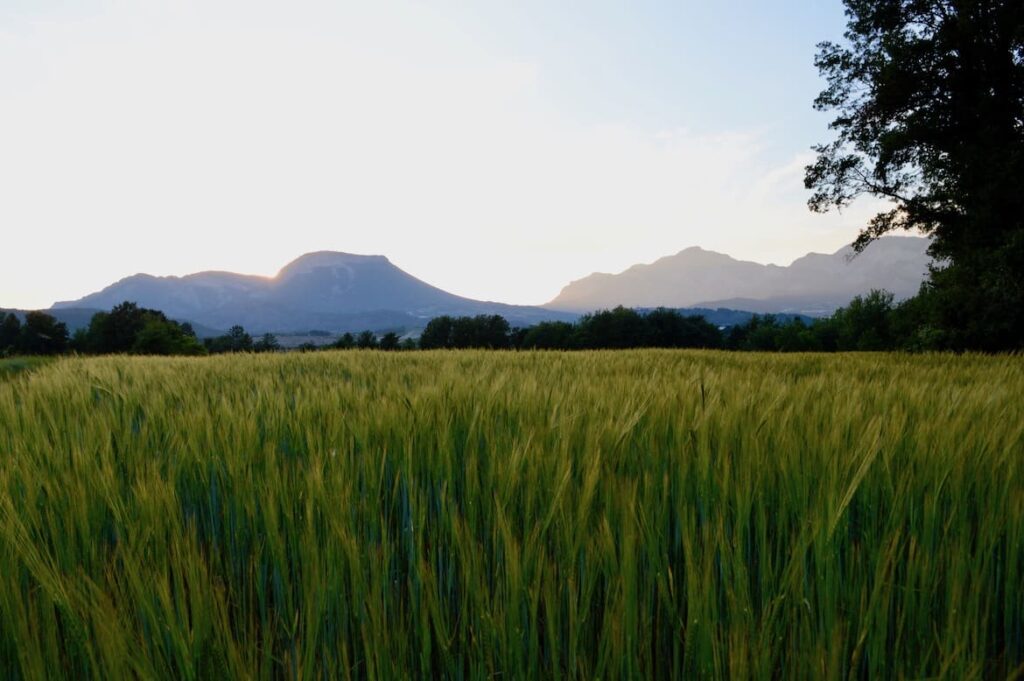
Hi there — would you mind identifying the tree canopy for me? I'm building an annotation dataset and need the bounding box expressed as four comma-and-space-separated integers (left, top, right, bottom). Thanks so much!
19, 312, 70, 355
806, 0, 1024, 349
79, 302, 203, 355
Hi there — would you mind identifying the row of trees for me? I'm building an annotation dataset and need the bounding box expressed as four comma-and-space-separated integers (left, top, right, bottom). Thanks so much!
204, 326, 282, 354
0, 289, 995, 358
74, 302, 205, 355
2, 304, 253, 357
0, 312, 71, 356
328, 330, 414, 351
415, 295, 917, 352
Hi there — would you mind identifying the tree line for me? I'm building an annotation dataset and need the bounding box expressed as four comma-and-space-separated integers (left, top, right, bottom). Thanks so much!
0, 303, 260, 357
0, 289, 1003, 358
417, 290, 930, 352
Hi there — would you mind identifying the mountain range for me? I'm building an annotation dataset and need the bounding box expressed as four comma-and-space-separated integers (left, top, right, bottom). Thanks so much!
44, 237, 932, 334
52, 252, 576, 334
546, 236, 931, 316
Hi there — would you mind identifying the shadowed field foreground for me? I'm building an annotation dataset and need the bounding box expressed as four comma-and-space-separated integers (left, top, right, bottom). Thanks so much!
0, 351, 1021, 679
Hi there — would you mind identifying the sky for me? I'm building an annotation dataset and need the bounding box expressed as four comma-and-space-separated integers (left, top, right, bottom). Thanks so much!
0, 0, 888, 309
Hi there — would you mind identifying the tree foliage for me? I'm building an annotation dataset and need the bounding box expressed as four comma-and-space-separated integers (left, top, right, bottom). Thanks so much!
0, 314, 21, 355
77, 302, 203, 355
18, 312, 69, 355
254, 334, 281, 353
806, 0, 1024, 349
204, 325, 255, 354
378, 332, 401, 351
419, 315, 511, 349
356, 331, 378, 349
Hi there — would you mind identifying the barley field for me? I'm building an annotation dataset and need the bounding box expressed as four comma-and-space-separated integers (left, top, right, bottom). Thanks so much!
0, 351, 1021, 679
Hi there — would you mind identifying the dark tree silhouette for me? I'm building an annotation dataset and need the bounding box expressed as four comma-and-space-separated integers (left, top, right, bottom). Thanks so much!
419, 316, 454, 349
85, 301, 150, 353
18, 311, 69, 355
576, 307, 650, 349
132, 319, 205, 355
332, 333, 356, 350
356, 331, 378, 349
378, 332, 401, 351
204, 325, 254, 353
806, 0, 1024, 349
75, 302, 203, 355
254, 333, 281, 353
519, 321, 578, 350
0, 313, 21, 354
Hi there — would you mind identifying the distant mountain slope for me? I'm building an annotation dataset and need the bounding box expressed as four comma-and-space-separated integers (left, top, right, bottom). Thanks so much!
53, 252, 575, 333
547, 236, 932, 316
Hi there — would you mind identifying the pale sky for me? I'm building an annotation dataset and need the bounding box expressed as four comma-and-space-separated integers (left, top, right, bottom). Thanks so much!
1, 0, 886, 310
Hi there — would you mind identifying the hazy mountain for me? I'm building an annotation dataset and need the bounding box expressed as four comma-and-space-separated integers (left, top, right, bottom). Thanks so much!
53, 252, 575, 333
547, 236, 932, 316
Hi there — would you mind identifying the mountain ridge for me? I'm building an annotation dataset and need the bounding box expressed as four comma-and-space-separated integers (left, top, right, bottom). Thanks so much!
546, 236, 931, 316
53, 251, 575, 333
47, 238, 934, 332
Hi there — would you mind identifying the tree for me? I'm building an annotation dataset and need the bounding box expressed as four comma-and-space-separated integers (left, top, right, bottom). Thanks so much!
204, 325, 254, 353
132, 318, 205, 355
0, 313, 21, 354
419, 316, 453, 349
644, 308, 722, 348
254, 333, 280, 352
332, 333, 356, 350
576, 307, 649, 349
356, 331, 377, 349
378, 332, 401, 351
227, 325, 253, 351
834, 289, 896, 350
78, 302, 207, 355
478, 315, 511, 349
18, 311, 69, 355
84, 301, 149, 353
806, 0, 1024, 350
520, 321, 578, 350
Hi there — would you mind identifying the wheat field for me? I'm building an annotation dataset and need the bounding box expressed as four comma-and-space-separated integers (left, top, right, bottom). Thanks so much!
0, 351, 1021, 679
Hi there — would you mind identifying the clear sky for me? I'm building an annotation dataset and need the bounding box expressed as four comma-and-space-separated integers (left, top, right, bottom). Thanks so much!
0, 0, 885, 309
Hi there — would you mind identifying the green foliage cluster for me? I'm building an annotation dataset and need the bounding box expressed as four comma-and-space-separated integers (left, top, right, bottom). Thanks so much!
418, 309, 720, 351
204, 328, 284, 354
74, 302, 203, 356
0, 312, 69, 357
419, 314, 512, 349
416, 297, 935, 353
0, 351, 1020, 678
807, 0, 1024, 350
204, 325, 254, 354
2, 289, 1001, 359
727, 290, 901, 352
330, 331, 410, 351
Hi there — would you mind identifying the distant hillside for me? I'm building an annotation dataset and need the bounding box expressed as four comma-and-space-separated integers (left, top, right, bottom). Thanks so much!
547, 236, 932, 316
54, 252, 576, 334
